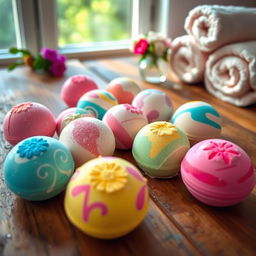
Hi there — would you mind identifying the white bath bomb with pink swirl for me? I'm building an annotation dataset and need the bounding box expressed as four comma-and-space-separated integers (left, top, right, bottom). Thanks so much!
132, 89, 173, 123
59, 117, 115, 167
103, 104, 148, 150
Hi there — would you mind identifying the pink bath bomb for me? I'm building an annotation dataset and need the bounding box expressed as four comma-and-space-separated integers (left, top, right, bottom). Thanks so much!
181, 139, 255, 207
61, 75, 98, 107
106, 77, 141, 104
132, 89, 173, 123
3, 102, 56, 145
103, 104, 148, 149
59, 117, 115, 167
56, 107, 93, 136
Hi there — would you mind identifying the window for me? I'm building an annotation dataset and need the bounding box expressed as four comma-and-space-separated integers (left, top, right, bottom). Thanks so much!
0, 0, 18, 56
0, 0, 169, 64
57, 0, 132, 47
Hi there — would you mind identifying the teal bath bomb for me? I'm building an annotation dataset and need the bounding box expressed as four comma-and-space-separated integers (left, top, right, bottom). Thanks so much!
3, 136, 75, 201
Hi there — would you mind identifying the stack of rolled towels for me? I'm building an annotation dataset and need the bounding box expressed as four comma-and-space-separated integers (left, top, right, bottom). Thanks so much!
168, 5, 256, 107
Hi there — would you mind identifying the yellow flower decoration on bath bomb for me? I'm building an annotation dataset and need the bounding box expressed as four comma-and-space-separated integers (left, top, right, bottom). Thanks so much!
89, 162, 128, 193
145, 122, 180, 158
149, 122, 178, 136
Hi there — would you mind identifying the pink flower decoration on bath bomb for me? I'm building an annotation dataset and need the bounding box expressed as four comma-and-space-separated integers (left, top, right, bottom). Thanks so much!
203, 141, 240, 165
11, 102, 33, 114
124, 104, 143, 114
134, 39, 149, 55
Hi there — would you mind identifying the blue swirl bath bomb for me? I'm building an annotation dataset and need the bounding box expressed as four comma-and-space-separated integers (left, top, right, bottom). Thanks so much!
3, 136, 75, 201
77, 89, 118, 120
171, 101, 222, 143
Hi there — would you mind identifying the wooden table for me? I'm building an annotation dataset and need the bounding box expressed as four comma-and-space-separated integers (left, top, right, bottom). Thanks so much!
0, 57, 255, 256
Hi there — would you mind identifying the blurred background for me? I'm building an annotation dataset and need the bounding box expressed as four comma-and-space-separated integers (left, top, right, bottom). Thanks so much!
1, 0, 256, 62
0, 0, 131, 49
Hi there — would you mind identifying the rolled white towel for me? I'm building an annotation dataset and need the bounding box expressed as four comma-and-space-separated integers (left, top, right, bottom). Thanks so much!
185, 5, 256, 52
168, 35, 209, 83
204, 41, 256, 107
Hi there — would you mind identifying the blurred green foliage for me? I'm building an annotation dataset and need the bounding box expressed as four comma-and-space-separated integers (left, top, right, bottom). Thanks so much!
57, 0, 131, 46
0, 0, 131, 50
0, 0, 17, 49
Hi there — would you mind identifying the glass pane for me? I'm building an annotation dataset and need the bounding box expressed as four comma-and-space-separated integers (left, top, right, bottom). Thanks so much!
57, 0, 132, 47
0, 0, 17, 49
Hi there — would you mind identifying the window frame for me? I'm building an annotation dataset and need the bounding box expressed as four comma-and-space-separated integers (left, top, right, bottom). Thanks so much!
0, 0, 38, 66
0, 0, 169, 65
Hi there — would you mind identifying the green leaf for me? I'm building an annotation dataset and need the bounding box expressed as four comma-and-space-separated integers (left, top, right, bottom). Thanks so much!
20, 49, 31, 56
33, 55, 45, 70
162, 50, 168, 61
33, 55, 51, 71
9, 47, 19, 54
9, 47, 32, 57
8, 61, 24, 71
8, 63, 19, 70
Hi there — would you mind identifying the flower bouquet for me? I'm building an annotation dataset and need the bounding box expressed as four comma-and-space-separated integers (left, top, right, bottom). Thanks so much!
8, 47, 67, 77
131, 31, 171, 83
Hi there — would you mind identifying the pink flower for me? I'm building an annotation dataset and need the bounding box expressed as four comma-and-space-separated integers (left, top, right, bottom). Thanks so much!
164, 38, 172, 48
203, 141, 240, 165
41, 48, 58, 62
134, 39, 149, 55
153, 40, 167, 57
49, 55, 67, 77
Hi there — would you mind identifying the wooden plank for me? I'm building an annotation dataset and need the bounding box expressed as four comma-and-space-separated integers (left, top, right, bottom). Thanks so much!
0, 60, 107, 116
0, 57, 255, 256
115, 149, 256, 256
0, 60, 201, 256
0, 192, 200, 256
85, 57, 256, 256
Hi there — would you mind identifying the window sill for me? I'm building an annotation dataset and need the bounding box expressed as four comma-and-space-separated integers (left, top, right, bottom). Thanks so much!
59, 40, 132, 59
0, 41, 133, 66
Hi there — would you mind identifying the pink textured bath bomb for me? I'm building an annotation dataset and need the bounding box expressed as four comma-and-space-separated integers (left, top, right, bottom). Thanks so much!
3, 102, 56, 145
56, 107, 93, 136
106, 77, 141, 104
103, 104, 148, 149
59, 117, 115, 167
61, 75, 98, 107
181, 139, 255, 207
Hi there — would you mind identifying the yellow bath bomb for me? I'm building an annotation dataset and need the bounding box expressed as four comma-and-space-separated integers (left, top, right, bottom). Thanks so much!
64, 156, 149, 239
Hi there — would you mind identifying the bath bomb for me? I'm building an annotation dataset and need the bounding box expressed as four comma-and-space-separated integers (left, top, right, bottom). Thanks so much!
132, 121, 190, 178
171, 101, 222, 143
77, 89, 118, 120
59, 117, 115, 167
3, 136, 75, 201
61, 75, 98, 107
103, 104, 148, 149
181, 139, 255, 207
106, 77, 141, 104
56, 107, 92, 136
3, 102, 56, 146
64, 156, 148, 239
132, 89, 173, 123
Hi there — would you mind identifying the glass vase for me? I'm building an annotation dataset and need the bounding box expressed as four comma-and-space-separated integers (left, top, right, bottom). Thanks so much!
139, 56, 167, 84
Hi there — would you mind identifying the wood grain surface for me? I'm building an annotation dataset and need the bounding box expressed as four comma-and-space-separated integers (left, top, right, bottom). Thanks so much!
0, 57, 255, 256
